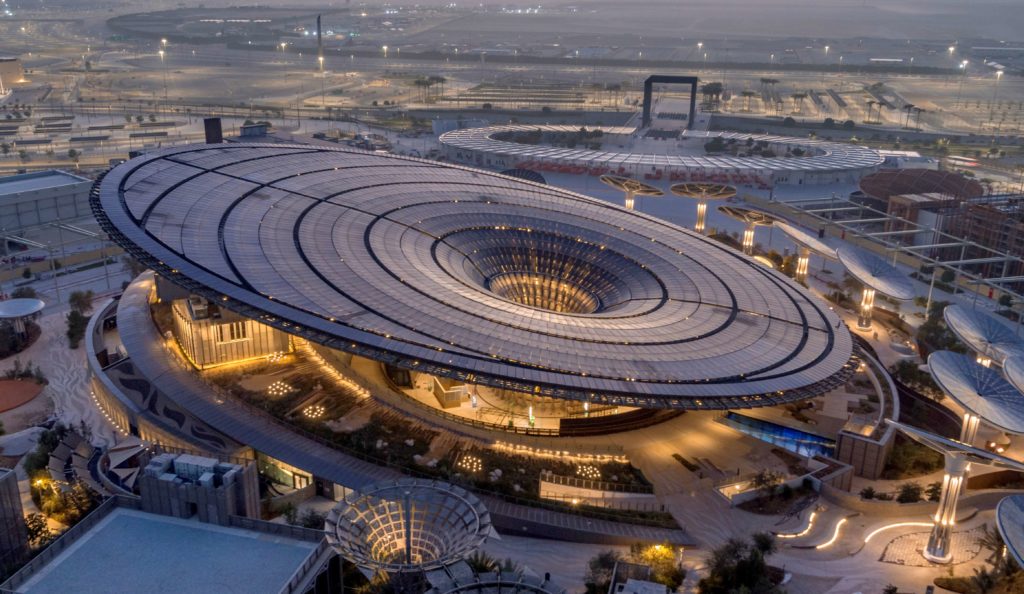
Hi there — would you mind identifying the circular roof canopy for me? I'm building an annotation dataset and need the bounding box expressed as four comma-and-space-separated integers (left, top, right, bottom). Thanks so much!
599, 175, 664, 196
0, 298, 45, 318
859, 169, 983, 202
775, 222, 838, 261
325, 479, 490, 573
94, 144, 854, 409
997, 495, 1024, 568
670, 183, 736, 200
717, 205, 777, 227
836, 246, 915, 300
1002, 356, 1024, 394
943, 304, 1024, 364
927, 351, 1024, 434
887, 420, 1024, 468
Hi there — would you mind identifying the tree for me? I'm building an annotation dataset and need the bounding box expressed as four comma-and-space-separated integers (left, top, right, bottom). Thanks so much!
698, 535, 781, 593
25, 512, 53, 548
630, 543, 685, 590
926, 481, 942, 502
66, 309, 88, 349
751, 532, 777, 556
882, 585, 898, 594
782, 116, 796, 127
21, 266, 32, 279
68, 290, 95, 314
67, 148, 80, 163
860, 486, 876, 499
466, 551, 498, 574
751, 469, 783, 498
896, 482, 922, 503
12, 286, 37, 299
584, 550, 622, 594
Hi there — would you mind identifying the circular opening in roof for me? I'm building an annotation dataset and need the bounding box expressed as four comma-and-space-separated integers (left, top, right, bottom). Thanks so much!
436, 227, 663, 315
487, 271, 600, 314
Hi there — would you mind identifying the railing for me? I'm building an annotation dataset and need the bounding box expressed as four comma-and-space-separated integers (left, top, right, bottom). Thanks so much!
538, 493, 664, 513
539, 471, 654, 494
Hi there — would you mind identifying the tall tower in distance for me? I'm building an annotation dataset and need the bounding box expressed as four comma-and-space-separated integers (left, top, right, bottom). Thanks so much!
316, 15, 323, 67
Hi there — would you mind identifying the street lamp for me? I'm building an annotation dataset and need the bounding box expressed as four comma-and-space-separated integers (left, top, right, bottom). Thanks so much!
993, 69, 1004, 103
697, 41, 703, 51
158, 49, 167, 100
770, 53, 774, 64
948, 46, 955, 56
382, 45, 388, 58
318, 55, 324, 72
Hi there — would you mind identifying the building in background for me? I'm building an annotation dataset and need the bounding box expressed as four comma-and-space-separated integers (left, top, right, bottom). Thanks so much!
0, 57, 24, 91
0, 468, 28, 572
0, 170, 93, 234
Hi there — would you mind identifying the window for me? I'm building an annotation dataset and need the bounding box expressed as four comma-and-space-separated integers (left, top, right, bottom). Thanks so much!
216, 322, 248, 343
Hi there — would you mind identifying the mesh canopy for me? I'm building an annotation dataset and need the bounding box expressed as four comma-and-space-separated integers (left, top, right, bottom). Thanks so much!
326, 479, 491, 573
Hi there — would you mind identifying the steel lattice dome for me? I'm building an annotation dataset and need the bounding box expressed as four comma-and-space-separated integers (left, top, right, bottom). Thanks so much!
325, 479, 492, 573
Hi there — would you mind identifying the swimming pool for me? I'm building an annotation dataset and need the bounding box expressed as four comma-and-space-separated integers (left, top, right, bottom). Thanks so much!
722, 412, 836, 458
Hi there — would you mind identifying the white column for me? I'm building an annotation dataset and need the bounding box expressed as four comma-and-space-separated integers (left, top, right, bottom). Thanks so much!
795, 247, 810, 281
742, 226, 755, 255
695, 201, 707, 234
857, 287, 876, 329
924, 455, 970, 563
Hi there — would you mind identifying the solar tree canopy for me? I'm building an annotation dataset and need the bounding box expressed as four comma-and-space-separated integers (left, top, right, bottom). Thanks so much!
1002, 356, 1024, 395
669, 183, 737, 200
94, 143, 855, 409
0, 298, 45, 319
927, 351, 1024, 435
996, 495, 1024, 568
598, 174, 665, 197
943, 304, 1024, 365
836, 246, 916, 301
717, 205, 778, 227
324, 479, 491, 573
775, 222, 839, 261
886, 420, 1024, 469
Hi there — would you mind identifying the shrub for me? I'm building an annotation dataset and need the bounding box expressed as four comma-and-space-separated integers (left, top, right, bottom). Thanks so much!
860, 486, 876, 500
896, 482, 923, 503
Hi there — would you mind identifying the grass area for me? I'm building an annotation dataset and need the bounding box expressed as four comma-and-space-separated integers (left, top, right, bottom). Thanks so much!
736, 485, 815, 515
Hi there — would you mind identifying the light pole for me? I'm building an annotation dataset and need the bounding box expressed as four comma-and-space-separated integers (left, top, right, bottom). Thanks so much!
158, 49, 167, 100
382, 45, 388, 59
955, 60, 968, 109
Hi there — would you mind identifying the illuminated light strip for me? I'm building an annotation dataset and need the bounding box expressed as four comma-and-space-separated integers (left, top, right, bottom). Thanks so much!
815, 518, 848, 549
863, 522, 933, 544
777, 511, 817, 539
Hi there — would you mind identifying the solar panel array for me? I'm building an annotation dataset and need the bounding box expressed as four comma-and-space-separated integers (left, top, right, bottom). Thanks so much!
94, 143, 855, 409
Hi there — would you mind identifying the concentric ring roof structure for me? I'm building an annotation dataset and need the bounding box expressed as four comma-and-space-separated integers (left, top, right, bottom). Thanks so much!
943, 304, 1024, 365
440, 125, 884, 174
93, 143, 855, 409
325, 479, 491, 573
926, 351, 1024, 434
836, 246, 916, 300
996, 495, 1024, 567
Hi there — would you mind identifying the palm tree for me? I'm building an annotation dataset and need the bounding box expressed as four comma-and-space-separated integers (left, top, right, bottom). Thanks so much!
971, 567, 997, 594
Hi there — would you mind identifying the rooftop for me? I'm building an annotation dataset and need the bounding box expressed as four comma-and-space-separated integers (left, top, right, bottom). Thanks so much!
15, 508, 317, 594
0, 170, 91, 196
94, 143, 855, 409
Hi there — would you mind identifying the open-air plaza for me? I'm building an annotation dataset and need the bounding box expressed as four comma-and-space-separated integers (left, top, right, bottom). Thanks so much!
1, 1, 1024, 593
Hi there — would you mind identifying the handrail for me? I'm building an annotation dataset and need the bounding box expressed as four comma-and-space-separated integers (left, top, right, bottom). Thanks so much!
539, 470, 654, 494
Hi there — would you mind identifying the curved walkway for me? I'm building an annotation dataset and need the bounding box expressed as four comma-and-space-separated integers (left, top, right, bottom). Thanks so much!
113, 274, 691, 545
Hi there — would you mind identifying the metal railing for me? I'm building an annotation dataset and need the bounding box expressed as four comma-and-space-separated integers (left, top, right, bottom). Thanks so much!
539, 471, 654, 494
